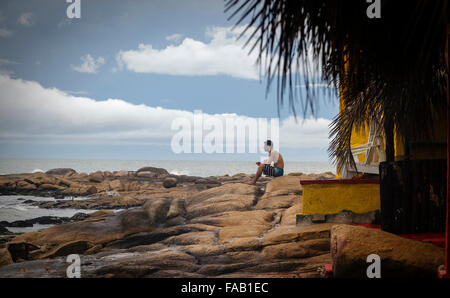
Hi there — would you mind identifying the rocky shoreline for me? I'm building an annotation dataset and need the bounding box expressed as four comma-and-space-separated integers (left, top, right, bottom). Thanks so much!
1, 166, 443, 278
0, 166, 337, 277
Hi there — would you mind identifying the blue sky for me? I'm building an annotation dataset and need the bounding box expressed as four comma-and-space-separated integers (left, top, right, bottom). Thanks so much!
0, 0, 339, 162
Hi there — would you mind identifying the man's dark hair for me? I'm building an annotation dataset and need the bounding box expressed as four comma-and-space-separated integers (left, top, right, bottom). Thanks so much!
265, 140, 272, 146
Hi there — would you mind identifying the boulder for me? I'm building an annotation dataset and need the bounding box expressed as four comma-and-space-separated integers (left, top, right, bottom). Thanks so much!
84, 185, 97, 195
263, 175, 302, 194
113, 170, 129, 177
108, 179, 122, 191
136, 167, 169, 177
45, 168, 77, 176
330, 224, 445, 278
163, 177, 177, 188
71, 212, 90, 221
142, 198, 172, 226
88, 171, 104, 183
136, 171, 157, 178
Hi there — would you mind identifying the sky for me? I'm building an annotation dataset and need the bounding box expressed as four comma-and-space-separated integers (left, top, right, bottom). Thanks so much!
0, 0, 339, 162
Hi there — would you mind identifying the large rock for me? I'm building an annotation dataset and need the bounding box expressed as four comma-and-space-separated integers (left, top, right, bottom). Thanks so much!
113, 170, 129, 177
45, 168, 77, 176
136, 171, 157, 178
2, 208, 156, 261
163, 177, 177, 188
256, 176, 301, 210
136, 167, 169, 177
330, 224, 445, 278
88, 171, 104, 183
108, 179, 123, 191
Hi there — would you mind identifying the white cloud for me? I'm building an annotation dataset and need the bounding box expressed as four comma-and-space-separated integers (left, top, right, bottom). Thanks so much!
0, 28, 13, 38
116, 26, 260, 80
166, 33, 183, 43
18, 12, 36, 27
71, 54, 105, 74
0, 74, 331, 150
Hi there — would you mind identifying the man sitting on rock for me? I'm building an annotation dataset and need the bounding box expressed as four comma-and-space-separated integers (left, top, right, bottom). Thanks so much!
246, 140, 284, 185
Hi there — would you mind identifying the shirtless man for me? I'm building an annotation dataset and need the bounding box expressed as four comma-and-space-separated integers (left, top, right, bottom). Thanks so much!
246, 140, 284, 185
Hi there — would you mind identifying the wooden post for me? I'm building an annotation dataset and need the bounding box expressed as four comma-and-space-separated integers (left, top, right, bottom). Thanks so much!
439, 25, 450, 278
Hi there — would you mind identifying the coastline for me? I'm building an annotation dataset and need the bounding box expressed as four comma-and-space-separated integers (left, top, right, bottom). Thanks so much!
0, 166, 336, 277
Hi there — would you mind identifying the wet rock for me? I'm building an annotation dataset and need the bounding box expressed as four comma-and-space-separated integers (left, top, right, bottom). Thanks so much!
6, 220, 32, 228
71, 212, 90, 221
29, 216, 70, 225
32, 195, 141, 210
4, 208, 155, 260
163, 177, 177, 188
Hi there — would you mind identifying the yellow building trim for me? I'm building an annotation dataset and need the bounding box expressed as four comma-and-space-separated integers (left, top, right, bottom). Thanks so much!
301, 182, 380, 215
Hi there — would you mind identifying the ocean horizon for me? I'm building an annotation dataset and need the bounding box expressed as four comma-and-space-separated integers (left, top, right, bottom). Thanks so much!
0, 158, 335, 178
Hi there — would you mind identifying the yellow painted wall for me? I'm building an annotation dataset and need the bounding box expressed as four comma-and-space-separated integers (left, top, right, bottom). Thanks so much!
301, 183, 380, 215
